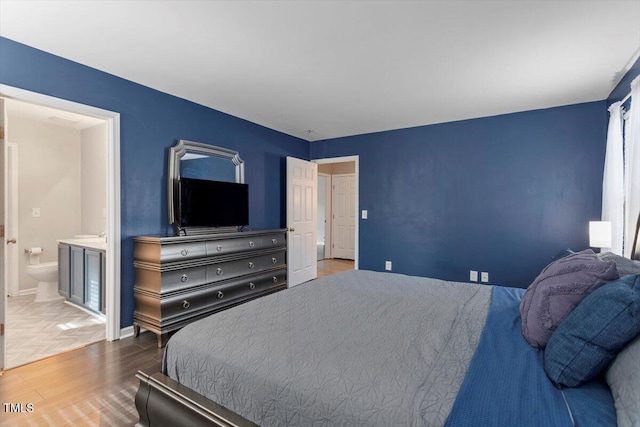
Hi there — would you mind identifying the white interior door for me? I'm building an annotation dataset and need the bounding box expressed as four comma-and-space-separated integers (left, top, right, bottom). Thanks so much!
331, 174, 356, 260
287, 157, 317, 287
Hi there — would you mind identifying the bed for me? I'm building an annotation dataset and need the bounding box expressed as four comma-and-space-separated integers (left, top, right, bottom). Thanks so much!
135, 226, 640, 427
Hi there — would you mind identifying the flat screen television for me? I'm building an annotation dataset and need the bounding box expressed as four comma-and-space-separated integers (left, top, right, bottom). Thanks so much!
177, 177, 249, 228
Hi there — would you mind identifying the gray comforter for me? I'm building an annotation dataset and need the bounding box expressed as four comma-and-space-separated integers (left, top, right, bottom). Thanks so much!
163, 270, 492, 426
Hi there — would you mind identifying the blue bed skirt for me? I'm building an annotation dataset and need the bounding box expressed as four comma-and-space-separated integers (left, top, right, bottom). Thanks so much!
445, 286, 617, 427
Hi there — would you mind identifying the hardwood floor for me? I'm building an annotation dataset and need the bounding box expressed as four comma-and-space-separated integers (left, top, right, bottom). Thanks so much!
0, 331, 162, 426
0, 260, 353, 426
317, 258, 354, 278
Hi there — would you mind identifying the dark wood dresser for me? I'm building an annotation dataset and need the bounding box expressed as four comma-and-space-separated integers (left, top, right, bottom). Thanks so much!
133, 229, 287, 347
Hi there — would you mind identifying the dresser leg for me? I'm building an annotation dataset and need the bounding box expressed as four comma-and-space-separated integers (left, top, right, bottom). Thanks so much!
157, 333, 169, 348
133, 324, 140, 337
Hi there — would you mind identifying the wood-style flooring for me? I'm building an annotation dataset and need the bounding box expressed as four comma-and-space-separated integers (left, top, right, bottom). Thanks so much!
317, 258, 354, 278
0, 331, 162, 426
0, 259, 354, 426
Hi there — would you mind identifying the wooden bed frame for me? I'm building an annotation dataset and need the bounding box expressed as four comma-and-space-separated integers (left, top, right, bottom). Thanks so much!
135, 218, 640, 427
135, 369, 256, 426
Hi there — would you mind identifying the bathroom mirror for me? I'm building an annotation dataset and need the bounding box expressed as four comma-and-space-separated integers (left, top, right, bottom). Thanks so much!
168, 139, 244, 233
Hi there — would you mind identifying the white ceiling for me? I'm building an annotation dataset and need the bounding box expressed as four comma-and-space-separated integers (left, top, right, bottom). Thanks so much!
4, 98, 105, 130
1, 1, 639, 141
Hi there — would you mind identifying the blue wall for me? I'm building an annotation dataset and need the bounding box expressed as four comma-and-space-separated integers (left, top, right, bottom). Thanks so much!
311, 102, 608, 287
0, 37, 308, 328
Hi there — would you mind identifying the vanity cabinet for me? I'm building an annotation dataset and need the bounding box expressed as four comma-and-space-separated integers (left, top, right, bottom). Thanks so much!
70, 246, 85, 305
133, 229, 287, 347
58, 244, 71, 298
58, 243, 105, 313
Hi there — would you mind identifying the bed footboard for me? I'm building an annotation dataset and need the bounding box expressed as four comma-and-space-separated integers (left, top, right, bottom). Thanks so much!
135, 370, 257, 427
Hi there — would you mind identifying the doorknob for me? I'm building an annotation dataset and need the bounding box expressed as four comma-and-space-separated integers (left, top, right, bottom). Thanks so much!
6, 238, 16, 244
289, 227, 295, 232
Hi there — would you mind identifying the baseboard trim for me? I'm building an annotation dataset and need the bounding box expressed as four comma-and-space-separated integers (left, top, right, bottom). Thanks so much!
17, 288, 37, 296
120, 325, 135, 339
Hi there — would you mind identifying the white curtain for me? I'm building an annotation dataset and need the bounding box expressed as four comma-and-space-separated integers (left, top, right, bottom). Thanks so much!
624, 76, 640, 258
602, 101, 625, 254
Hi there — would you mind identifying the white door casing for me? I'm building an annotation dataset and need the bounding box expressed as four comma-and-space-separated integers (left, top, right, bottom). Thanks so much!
5, 142, 18, 298
0, 84, 121, 344
287, 157, 317, 286
331, 174, 356, 260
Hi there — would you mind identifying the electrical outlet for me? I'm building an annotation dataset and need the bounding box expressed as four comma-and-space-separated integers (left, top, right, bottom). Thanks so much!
481, 272, 489, 283
385, 261, 392, 271
32, 207, 41, 218
470, 270, 478, 282
361, 210, 368, 219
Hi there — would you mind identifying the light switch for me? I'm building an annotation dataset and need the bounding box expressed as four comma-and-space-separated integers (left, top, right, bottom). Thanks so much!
362, 210, 368, 219
470, 270, 478, 282
32, 208, 41, 218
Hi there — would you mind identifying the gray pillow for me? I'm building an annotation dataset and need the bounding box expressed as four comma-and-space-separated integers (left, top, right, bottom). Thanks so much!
520, 249, 619, 348
606, 335, 640, 427
597, 252, 640, 277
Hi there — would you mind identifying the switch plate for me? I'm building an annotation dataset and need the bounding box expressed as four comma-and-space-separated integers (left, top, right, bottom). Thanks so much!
385, 261, 392, 271
362, 210, 368, 219
470, 270, 478, 282
32, 208, 41, 218
481, 272, 489, 283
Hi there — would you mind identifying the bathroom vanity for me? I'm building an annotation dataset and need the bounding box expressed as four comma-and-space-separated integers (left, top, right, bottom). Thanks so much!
58, 238, 107, 314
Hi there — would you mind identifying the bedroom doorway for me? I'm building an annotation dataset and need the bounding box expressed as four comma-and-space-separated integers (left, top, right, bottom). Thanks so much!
313, 156, 359, 272
0, 84, 121, 372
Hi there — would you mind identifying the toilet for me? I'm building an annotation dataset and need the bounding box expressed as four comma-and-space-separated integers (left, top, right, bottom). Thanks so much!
25, 249, 62, 302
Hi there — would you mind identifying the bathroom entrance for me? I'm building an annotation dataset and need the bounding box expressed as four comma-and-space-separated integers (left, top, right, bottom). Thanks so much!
0, 86, 121, 370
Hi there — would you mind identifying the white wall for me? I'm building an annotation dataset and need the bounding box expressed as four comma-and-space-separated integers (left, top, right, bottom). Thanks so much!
11, 116, 82, 291
81, 123, 107, 235
318, 161, 355, 175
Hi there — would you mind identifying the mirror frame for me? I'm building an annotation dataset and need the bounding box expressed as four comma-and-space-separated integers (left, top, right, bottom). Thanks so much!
168, 139, 245, 232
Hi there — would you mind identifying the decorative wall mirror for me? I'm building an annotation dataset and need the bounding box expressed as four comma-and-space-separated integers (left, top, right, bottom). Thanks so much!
168, 139, 244, 235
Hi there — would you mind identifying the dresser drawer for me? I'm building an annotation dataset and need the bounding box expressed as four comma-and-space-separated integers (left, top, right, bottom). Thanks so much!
162, 286, 216, 321
262, 250, 285, 269
135, 265, 207, 293
261, 269, 287, 291
205, 251, 283, 282
263, 232, 286, 249
206, 236, 261, 256
135, 240, 207, 263
162, 242, 207, 262
206, 277, 263, 306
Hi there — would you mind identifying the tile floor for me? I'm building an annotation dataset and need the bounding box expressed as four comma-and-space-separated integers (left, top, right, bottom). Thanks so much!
6, 294, 105, 369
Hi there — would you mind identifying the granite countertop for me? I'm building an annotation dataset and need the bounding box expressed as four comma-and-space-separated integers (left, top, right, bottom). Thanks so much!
57, 238, 107, 251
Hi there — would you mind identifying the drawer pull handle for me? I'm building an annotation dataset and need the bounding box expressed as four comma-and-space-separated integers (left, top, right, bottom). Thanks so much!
180, 249, 188, 257
182, 300, 190, 309
272, 276, 278, 283
271, 257, 277, 264
216, 268, 223, 276
272, 238, 277, 244
249, 282, 256, 290
249, 241, 255, 247
248, 262, 255, 269
217, 291, 224, 299
180, 274, 188, 283
216, 245, 223, 252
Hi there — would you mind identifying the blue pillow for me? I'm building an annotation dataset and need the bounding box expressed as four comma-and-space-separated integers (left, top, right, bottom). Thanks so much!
544, 274, 640, 387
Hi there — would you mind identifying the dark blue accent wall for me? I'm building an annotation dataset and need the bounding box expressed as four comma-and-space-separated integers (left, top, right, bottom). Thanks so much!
0, 37, 308, 328
311, 103, 608, 288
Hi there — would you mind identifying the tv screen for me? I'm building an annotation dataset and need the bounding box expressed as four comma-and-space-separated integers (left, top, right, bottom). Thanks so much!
178, 178, 249, 228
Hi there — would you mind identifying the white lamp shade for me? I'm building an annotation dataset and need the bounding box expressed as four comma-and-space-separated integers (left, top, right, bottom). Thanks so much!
589, 221, 612, 248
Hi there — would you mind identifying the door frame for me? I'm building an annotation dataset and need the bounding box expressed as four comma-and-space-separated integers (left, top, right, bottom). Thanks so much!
0, 84, 121, 342
317, 172, 331, 260
312, 156, 359, 269
4, 141, 19, 297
